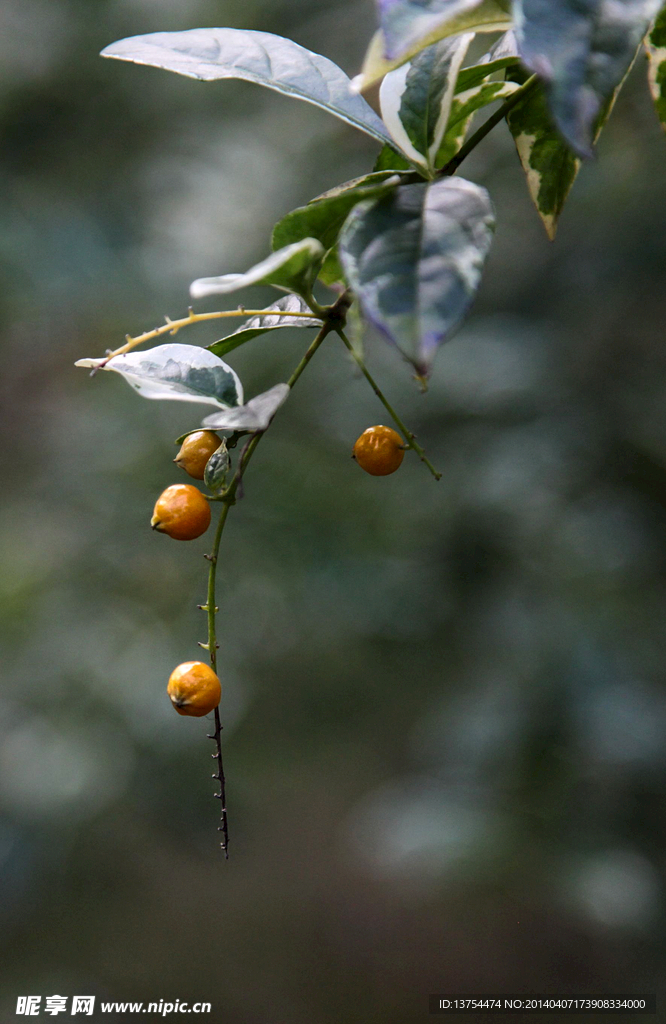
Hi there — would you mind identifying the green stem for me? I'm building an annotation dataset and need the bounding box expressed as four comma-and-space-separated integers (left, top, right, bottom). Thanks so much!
335, 327, 441, 481
440, 74, 539, 177
203, 321, 333, 854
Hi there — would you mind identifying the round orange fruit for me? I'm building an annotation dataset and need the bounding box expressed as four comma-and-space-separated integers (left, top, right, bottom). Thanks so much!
352, 425, 405, 476
174, 430, 221, 480
151, 483, 211, 540
167, 661, 221, 717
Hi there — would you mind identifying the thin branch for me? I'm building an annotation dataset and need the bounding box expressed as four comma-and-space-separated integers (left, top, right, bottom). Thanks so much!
335, 327, 441, 481
98, 305, 322, 367
204, 499, 232, 857
200, 320, 334, 855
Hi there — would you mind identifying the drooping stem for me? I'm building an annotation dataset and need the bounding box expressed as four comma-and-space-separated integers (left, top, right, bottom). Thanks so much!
202, 320, 333, 854
335, 327, 441, 481
440, 74, 539, 177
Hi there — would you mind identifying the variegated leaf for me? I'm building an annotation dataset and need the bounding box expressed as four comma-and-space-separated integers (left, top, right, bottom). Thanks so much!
515, 0, 662, 157
208, 296, 322, 359
339, 177, 495, 375
190, 239, 324, 302
75, 344, 243, 409
202, 383, 290, 431
507, 51, 641, 239
379, 34, 473, 172
353, 1, 512, 91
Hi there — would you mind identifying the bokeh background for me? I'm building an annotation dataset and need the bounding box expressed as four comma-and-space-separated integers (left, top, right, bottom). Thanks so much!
2, 1, 666, 1021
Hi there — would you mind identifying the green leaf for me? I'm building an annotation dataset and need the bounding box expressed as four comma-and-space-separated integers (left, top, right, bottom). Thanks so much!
203, 441, 231, 493
373, 144, 415, 171
75, 343, 243, 408
378, 34, 473, 172
339, 177, 494, 375
354, 1, 512, 90
190, 239, 324, 303
515, 0, 662, 157
272, 177, 400, 255
202, 383, 290, 432
646, 7, 666, 131
435, 79, 519, 167
506, 57, 638, 238
208, 295, 322, 359
102, 29, 391, 146
318, 246, 346, 287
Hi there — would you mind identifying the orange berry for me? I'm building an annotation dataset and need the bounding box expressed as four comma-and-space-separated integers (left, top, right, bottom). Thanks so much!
352, 425, 405, 476
167, 661, 221, 717
151, 483, 211, 540
174, 430, 221, 480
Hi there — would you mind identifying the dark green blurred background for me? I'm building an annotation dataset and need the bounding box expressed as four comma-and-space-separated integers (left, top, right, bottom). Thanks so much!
2, 1, 666, 1021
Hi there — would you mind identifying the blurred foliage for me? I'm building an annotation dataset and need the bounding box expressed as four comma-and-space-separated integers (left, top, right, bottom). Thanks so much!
1, 0, 666, 1020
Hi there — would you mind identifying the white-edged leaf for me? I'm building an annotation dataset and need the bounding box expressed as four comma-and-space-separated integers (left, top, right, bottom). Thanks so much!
75, 344, 243, 408
102, 29, 392, 146
339, 177, 495, 375
353, 1, 512, 91
190, 238, 325, 302
208, 295, 322, 359
507, 51, 639, 238
515, 0, 661, 157
379, 34, 473, 171
436, 79, 519, 166
202, 383, 290, 432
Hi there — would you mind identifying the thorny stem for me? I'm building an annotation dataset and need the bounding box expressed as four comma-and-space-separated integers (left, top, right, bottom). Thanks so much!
201, 320, 334, 855
335, 327, 442, 481
439, 74, 539, 177
98, 306, 322, 367
205, 500, 232, 857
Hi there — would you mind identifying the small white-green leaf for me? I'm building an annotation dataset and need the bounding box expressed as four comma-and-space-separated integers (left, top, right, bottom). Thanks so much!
515, 0, 661, 157
102, 29, 391, 146
455, 30, 521, 92
208, 296, 322, 359
202, 383, 290, 432
190, 239, 325, 302
353, 1, 512, 91
435, 79, 519, 166
646, 7, 666, 132
339, 177, 494, 375
379, 34, 473, 172
75, 344, 243, 408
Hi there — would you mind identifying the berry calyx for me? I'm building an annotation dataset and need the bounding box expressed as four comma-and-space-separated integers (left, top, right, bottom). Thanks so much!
151, 484, 211, 540
352, 425, 405, 476
175, 430, 221, 480
167, 661, 221, 717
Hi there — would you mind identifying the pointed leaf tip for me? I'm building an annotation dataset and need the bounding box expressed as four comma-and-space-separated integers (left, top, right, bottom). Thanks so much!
76, 343, 243, 408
